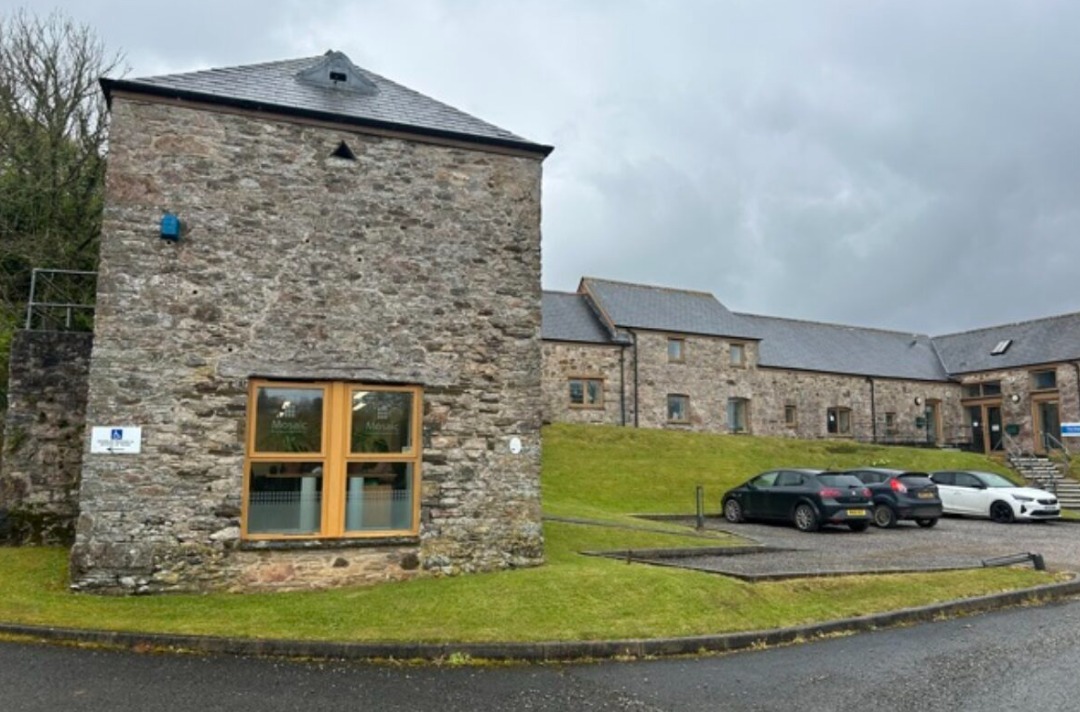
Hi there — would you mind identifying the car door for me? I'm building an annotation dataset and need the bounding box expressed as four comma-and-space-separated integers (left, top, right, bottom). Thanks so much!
744, 471, 778, 518
770, 470, 806, 519
951, 472, 984, 515
932, 472, 960, 513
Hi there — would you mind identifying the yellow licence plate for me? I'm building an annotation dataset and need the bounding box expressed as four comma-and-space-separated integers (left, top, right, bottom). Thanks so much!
846, 509, 867, 517
918, 492, 934, 499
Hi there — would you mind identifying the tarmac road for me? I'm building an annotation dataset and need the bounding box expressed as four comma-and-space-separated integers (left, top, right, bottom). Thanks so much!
3, 595, 1080, 711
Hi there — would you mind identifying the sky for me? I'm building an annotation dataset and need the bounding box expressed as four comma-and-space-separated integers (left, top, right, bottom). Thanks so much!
13, 0, 1080, 335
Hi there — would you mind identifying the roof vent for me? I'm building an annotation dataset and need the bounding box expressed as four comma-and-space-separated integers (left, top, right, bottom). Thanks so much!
296, 51, 377, 95
331, 140, 356, 160
991, 339, 1012, 356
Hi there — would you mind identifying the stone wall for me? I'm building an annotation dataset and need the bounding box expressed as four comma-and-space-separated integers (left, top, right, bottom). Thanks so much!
0, 331, 93, 544
630, 330, 756, 431
72, 97, 545, 593
958, 364, 1080, 454
540, 341, 626, 425
751, 369, 963, 445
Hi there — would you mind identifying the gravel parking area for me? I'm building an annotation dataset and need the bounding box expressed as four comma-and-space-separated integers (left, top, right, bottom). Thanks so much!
639, 516, 1080, 580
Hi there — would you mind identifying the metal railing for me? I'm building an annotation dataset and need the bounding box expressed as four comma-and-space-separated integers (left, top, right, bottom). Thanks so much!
24, 268, 97, 332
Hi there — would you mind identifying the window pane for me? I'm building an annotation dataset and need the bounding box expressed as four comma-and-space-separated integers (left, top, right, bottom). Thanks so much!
668, 395, 688, 421
668, 339, 683, 361
586, 379, 602, 405
345, 462, 414, 531
247, 462, 323, 534
1033, 371, 1057, 390
982, 381, 1002, 396
827, 409, 837, 433
351, 390, 414, 454
839, 409, 851, 433
728, 398, 746, 432
785, 405, 796, 424
254, 387, 324, 453
730, 344, 744, 366
569, 380, 584, 404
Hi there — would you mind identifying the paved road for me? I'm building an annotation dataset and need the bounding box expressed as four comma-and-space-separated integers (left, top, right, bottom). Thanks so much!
4, 596, 1080, 711
646, 516, 1080, 579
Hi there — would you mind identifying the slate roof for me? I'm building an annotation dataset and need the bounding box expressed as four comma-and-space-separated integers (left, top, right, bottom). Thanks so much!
931, 311, 1080, 374
100, 51, 552, 156
735, 314, 950, 381
580, 278, 759, 340
541, 292, 614, 344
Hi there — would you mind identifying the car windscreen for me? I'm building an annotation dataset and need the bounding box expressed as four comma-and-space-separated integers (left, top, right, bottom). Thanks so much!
816, 474, 864, 488
977, 472, 1017, 488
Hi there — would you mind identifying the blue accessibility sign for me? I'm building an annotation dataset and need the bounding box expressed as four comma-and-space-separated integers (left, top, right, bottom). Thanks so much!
111, 428, 124, 440
1062, 423, 1080, 438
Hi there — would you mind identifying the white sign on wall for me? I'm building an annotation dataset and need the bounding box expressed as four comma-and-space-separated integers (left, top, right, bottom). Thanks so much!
90, 426, 143, 454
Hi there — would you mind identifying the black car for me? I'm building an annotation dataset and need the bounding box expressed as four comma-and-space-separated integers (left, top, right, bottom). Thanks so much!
841, 468, 942, 528
721, 469, 873, 532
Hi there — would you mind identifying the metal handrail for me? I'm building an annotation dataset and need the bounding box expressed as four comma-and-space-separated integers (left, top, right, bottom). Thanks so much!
24, 268, 97, 332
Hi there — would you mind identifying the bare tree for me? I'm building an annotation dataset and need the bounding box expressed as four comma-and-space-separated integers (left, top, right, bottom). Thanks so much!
0, 9, 124, 402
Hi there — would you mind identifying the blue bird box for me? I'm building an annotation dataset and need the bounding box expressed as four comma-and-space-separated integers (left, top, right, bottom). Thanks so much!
160, 213, 181, 241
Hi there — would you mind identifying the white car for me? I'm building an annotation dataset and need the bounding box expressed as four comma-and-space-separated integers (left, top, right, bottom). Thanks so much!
930, 470, 1060, 523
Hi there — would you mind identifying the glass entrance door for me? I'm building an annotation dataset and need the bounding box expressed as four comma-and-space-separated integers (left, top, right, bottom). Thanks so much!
987, 405, 1003, 452
968, 403, 1003, 452
1035, 400, 1061, 454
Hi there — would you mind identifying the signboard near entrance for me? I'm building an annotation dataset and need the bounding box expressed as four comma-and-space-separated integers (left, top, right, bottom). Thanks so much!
90, 426, 143, 454
1062, 423, 1080, 438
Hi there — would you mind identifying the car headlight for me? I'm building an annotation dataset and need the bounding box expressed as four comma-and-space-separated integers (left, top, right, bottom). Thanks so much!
1011, 494, 1033, 502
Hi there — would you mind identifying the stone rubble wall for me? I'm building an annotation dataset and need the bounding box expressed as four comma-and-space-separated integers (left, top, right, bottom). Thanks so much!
72, 97, 545, 593
0, 331, 93, 544
540, 341, 626, 425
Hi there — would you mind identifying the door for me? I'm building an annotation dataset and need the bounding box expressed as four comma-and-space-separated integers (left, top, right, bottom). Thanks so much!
952, 472, 984, 514
1035, 400, 1061, 454
987, 406, 1003, 451
926, 400, 941, 445
968, 406, 985, 453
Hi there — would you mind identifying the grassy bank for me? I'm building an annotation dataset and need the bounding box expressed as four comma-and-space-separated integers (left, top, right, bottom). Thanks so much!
0, 425, 1057, 644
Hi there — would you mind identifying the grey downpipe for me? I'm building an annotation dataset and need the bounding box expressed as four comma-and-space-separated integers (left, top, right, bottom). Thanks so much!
632, 330, 640, 428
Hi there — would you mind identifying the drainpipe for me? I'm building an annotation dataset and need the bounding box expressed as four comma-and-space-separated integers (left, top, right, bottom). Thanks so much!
868, 377, 877, 443
619, 345, 627, 427
1074, 362, 1080, 423
632, 330, 640, 428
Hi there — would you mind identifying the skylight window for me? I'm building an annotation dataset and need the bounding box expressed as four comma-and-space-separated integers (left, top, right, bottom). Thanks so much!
990, 339, 1012, 356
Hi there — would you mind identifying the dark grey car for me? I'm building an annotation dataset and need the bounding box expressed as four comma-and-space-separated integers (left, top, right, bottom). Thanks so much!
842, 467, 943, 528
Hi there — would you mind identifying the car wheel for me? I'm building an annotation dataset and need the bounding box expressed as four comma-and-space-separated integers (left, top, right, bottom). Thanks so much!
723, 498, 745, 523
848, 521, 869, 532
915, 518, 938, 528
990, 501, 1015, 524
793, 503, 819, 532
873, 504, 898, 528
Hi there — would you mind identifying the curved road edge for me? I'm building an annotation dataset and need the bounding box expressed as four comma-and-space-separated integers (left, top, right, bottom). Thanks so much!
2, 573, 1079, 663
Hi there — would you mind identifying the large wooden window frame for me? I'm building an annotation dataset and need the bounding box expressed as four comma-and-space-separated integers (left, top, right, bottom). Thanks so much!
242, 380, 423, 541
827, 406, 852, 435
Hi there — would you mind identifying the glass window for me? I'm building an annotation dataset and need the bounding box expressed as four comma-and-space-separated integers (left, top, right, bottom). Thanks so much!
253, 386, 325, 453
963, 381, 1003, 398
784, 405, 797, 426
729, 343, 745, 367
667, 338, 685, 362
568, 378, 604, 408
667, 394, 690, 423
1032, 370, 1057, 390
244, 381, 422, 539
727, 398, 748, 433
827, 407, 852, 435
351, 389, 413, 454
884, 412, 897, 433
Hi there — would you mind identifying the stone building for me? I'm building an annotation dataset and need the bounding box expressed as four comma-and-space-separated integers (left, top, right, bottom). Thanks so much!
542, 278, 1080, 455
7, 51, 553, 593
4, 50, 1080, 594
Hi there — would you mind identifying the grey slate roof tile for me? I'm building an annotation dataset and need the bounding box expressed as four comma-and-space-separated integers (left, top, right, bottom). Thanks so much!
541, 292, 613, 344
737, 313, 950, 381
580, 278, 760, 340
101, 51, 552, 155
931, 311, 1080, 374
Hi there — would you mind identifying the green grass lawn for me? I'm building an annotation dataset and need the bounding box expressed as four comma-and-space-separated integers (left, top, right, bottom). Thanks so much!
0, 425, 1059, 644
